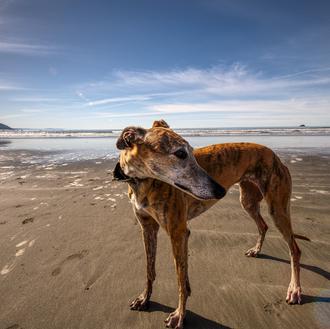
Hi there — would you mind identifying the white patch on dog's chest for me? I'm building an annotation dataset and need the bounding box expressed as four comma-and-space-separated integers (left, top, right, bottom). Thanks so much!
130, 194, 145, 211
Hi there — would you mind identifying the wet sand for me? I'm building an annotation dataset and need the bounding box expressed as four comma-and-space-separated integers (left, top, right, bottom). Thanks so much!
0, 151, 329, 329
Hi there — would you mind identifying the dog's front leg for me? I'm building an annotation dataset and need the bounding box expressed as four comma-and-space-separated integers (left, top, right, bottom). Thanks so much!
130, 212, 159, 311
165, 223, 190, 329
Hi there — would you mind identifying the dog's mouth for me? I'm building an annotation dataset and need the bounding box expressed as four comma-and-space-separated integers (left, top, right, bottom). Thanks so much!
174, 183, 192, 193
174, 179, 226, 200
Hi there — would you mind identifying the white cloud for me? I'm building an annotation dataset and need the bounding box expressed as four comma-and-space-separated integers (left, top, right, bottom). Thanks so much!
0, 41, 56, 56
0, 79, 23, 91
20, 108, 43, 113
113, 65, 330, 96
12, 97, 59, 102
88, 95, 152, 106
150, 99, 330, 115
80, 65, 330, 108
76, 64, 330, 126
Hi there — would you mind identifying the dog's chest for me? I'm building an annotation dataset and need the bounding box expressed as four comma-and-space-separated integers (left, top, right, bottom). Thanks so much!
129, 193, 148, 211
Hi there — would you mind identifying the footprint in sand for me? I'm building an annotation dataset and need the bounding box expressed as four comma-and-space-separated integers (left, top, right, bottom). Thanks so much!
51, 250, 89, 276
263, 299, 284, 316
22, 217, 34, 224
5, 324, 21, 329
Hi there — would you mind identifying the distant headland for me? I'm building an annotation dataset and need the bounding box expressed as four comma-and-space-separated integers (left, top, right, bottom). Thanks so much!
0, 123, 13, 130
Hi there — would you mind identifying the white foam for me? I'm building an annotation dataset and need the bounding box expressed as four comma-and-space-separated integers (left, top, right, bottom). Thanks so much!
93, 186, 103, 191
310, 189, 329, 195
15, 249, 25, 257
16, 240, 28, 248
28, 239, 36, 247
1, 263, 15, 275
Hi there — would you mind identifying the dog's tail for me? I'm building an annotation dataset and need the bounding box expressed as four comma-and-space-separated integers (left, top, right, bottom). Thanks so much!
294, 234, 311, 242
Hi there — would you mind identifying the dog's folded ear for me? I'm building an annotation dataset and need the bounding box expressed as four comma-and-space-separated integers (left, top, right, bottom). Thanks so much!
152, 119, 170, 129
116, 126, 147, 150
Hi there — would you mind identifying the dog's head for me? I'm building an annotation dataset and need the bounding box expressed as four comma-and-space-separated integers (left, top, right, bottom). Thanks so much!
114, 120, 226, 200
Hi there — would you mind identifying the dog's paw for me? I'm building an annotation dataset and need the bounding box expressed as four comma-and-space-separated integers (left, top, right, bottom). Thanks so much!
129, 294, 149, 311
164, 308, 185, 329
244, 247, 260, 257
286, 285, 302, 304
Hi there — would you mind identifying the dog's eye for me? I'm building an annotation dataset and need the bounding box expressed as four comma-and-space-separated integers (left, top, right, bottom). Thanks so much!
174, 149, 188, 160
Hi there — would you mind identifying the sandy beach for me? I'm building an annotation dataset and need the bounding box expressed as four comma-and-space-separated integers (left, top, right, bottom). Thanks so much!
0, 151, 329, 329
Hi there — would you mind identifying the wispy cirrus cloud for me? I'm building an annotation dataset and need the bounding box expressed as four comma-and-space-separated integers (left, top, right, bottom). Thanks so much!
76, 64, 330, 127
112, 65, 330, 95
88, 95, 152, 106
0, 41, 57, 56
0, 80, 22, 91
80, 64, 330, 108
87, 98, 329, 118
20, 108, 43, 113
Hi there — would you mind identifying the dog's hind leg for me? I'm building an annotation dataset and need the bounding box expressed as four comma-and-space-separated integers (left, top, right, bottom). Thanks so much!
265, 170, 302, 304
239, 180, 268, 257
130, 211, 159, 311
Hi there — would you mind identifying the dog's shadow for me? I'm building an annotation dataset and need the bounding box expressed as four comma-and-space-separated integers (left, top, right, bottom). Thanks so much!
146, 301, 232, 329
141, 254, 329, 328
258, 254, 330, 281
258, 253, 330, 304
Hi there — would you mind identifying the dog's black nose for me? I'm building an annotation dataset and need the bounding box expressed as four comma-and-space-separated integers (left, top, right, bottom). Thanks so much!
211, 180, 226, 199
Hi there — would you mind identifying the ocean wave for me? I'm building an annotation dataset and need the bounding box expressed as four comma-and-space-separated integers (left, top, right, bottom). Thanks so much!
0, 127, 329, 138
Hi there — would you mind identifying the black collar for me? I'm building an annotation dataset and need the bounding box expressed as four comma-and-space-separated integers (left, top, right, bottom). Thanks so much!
112, 162, 133, 182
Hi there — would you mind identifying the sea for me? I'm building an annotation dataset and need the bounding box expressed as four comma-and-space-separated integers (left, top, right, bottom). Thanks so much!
0, 127, 330, 164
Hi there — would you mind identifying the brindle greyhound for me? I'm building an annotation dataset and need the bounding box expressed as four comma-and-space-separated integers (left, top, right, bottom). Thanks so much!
113, 120, 309, 329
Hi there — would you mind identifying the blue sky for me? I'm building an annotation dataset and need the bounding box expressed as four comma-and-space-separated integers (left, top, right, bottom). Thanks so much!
0, 0, 329, 129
